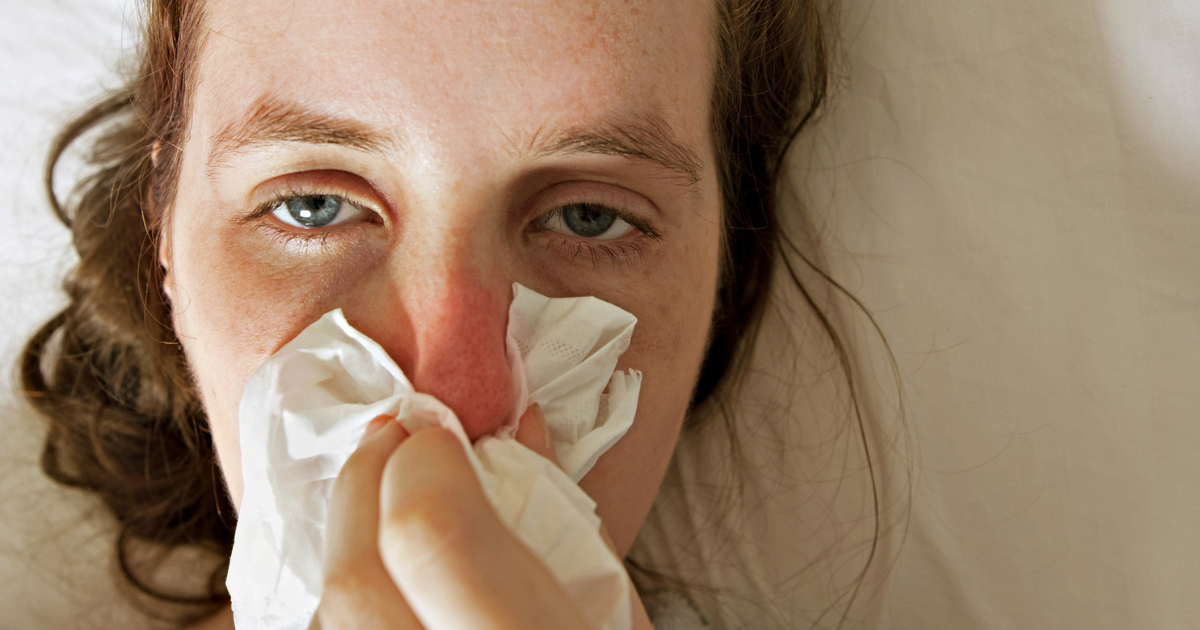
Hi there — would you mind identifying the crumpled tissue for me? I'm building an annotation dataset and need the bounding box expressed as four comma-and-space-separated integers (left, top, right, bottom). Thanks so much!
227, 283, 641, 630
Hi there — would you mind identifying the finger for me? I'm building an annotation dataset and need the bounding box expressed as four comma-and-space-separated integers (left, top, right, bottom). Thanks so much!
326, 417, 405, 582
515, 408, 647, 628
513, 403, 561, 468
378, 427, 590, 630
593, 522, 655, 630
320, 417, 425, 629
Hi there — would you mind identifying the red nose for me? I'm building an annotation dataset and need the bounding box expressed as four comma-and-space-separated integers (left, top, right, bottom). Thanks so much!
405, 272, 515, 440
351, 262, 515, 442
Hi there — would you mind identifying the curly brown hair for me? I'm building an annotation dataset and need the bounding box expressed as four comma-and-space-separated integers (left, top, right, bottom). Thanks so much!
21, 0, 879, 626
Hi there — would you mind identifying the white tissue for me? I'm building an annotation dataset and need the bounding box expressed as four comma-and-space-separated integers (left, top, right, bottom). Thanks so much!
227, 283, 640, 630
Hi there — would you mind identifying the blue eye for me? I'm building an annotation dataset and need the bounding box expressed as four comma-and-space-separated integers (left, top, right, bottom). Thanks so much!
270, 194, 364, 229
540, 203, 635, 240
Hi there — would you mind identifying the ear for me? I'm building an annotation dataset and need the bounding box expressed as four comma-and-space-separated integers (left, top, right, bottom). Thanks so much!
150, 142, 174, 304
157, 233, 176, 307
158, 232, 174, 302
148, 140, 177, 304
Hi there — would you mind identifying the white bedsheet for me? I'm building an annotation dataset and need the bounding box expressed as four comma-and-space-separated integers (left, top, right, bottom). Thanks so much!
0, 2, 151, 629
1, 1, 1195, 628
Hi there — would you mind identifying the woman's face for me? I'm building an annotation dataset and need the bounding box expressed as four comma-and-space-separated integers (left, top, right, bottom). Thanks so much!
166, 0, 720, 554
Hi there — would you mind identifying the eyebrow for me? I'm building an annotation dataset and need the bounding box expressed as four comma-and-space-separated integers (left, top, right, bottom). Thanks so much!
207, 96, 396, 173
524, 115, 704, 188
206, 96, 704, 188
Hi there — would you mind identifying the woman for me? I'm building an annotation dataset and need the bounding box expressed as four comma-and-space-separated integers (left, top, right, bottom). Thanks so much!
23, 0, 887, 628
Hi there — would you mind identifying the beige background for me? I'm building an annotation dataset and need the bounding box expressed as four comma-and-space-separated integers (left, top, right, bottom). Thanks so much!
1, 0, 1196, 628
811, 0, 1200, 626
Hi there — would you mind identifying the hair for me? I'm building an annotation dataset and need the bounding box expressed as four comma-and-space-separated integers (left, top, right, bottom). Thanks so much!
630, 3, 906, 628
21, 0, 894, 627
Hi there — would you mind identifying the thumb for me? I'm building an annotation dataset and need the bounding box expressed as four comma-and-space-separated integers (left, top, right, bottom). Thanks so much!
513, 403, 562, 468
377, 427, 590, 630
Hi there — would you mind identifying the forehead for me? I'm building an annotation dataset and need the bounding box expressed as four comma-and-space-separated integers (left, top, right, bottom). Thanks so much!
192, 0, 715, 161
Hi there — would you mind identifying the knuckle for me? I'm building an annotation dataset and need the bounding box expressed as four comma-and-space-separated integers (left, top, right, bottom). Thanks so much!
319, 568, 374, 622
322, 564, 371, 600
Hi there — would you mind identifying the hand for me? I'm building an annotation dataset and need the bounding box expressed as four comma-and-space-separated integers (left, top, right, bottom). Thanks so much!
311, 405, 653, 630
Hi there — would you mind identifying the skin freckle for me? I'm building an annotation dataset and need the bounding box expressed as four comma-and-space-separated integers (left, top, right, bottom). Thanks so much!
171, 0, 719, 563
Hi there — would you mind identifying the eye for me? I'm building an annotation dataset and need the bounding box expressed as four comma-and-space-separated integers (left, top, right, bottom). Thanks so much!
270, 194, 366, 229
538, 203, 635, 240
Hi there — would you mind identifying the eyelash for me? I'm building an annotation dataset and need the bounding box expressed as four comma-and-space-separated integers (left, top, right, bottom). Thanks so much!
239, 186, 376, 251
245, 188, 661, 264
556, 239, 651, 266
245, 187, 376, 226
531, 205, 662, 265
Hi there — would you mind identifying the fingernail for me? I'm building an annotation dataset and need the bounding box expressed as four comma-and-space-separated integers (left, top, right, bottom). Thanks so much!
530, 404, 552, 450
361, 415, 391, 442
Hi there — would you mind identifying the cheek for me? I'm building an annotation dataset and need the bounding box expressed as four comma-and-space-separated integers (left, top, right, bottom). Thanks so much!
167, 163, 722, 522
168, 213, 388, 506
577, 212, 722, 554
174, 236, 385, 385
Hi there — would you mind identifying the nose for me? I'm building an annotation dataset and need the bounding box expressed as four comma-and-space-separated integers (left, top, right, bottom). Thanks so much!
404, 265, 515, 441
355, 232, 516, 442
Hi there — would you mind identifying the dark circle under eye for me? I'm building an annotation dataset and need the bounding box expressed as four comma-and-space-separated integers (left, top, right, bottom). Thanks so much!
561, 203, 617, 238
285, 195, 342, 228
